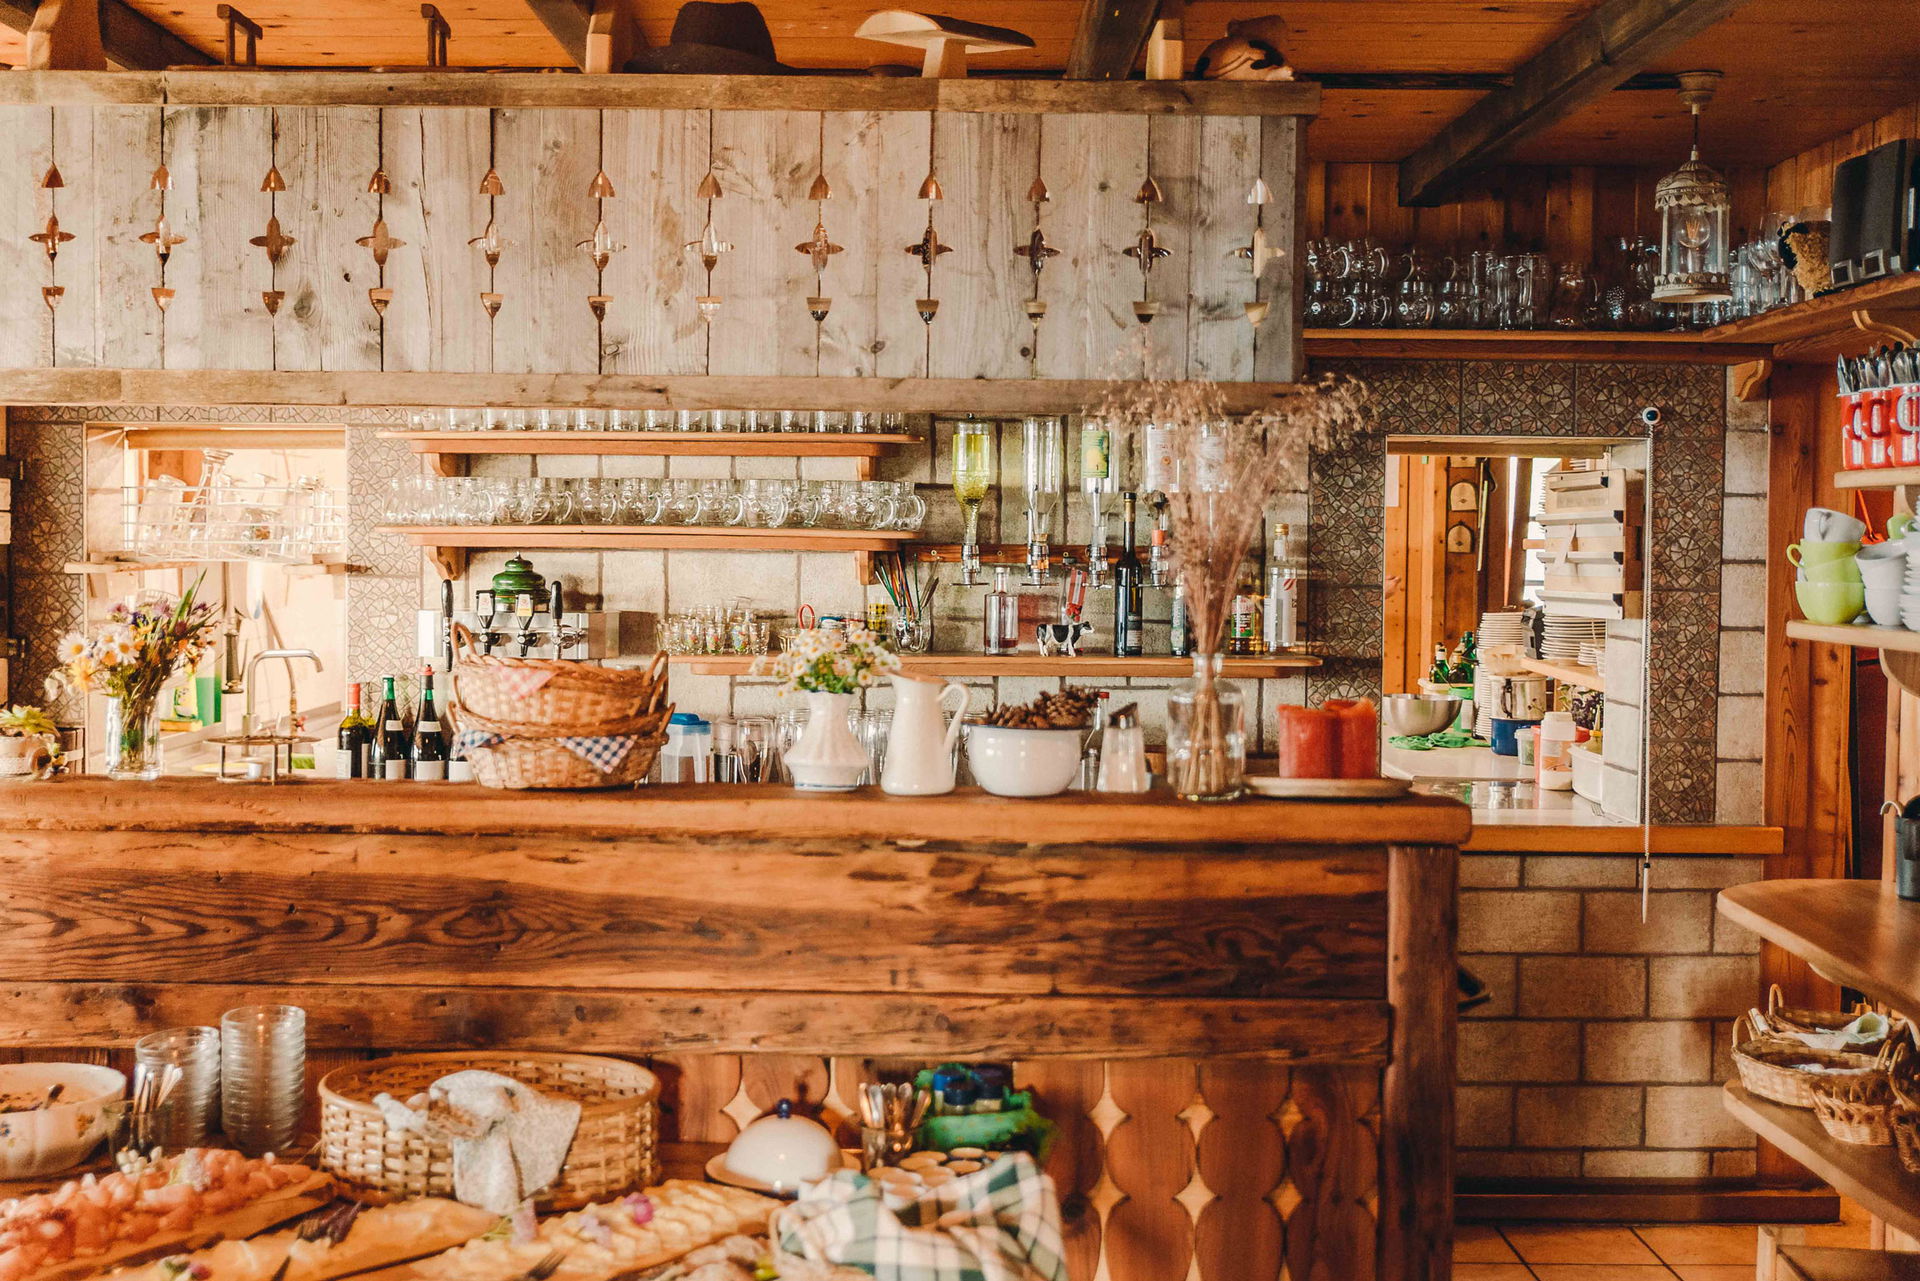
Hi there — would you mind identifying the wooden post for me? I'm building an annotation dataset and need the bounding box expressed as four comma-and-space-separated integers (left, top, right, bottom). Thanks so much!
1144, 0, 1183, 80
1381, 842, 1457, 1281
25, 0, 106, 71
582, 0, 639, 74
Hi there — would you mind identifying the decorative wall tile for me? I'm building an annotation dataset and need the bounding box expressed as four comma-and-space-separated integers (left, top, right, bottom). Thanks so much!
8, 421, 87, 715
1461, 362, 1575, 436
1574, 363, 1723, 438
1320, 358, 1460, 433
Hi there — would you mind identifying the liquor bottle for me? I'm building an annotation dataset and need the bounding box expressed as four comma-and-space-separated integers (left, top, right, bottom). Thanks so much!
410, 665, 448, 782
1228, 559, 1263, 655
336, 682, 370, 779
1262, 523, 1299, 652
1428, 645, 1451, 685
1113, 492, 1144, 657
983, 567, 1020, 655
371, 676, 410, 780
1169, 580, 1190, 657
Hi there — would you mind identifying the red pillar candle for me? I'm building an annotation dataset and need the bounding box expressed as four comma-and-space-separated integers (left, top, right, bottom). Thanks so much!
1325, 697, 1380, 779
1275, 705, 1339, 779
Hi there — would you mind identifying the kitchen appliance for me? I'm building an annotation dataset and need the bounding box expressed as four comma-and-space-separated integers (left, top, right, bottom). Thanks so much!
418, 563, 626, 664
1488, 673, 1550, 721
1828, 139, 1919, 288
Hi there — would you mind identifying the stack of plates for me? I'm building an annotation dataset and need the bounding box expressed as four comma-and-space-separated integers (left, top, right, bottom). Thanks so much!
1578, 640, 1607, 670
1475, 611, 1531, 739
1541, 615, 1606, 661
1478, 611, 1530, 651
1473, 667, 1495, 739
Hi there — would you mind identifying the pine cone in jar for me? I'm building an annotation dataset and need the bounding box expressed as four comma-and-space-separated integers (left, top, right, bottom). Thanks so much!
1781, 220, 1832, 295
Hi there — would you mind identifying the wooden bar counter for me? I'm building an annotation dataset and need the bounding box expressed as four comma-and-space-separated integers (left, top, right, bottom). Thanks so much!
0, 779, 1469, 1281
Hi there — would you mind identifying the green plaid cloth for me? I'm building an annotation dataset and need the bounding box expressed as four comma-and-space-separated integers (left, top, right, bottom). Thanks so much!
774, 1153, 1068, 1281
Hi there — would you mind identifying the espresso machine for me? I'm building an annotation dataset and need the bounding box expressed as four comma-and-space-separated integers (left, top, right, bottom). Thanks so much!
416, 554, 625, 667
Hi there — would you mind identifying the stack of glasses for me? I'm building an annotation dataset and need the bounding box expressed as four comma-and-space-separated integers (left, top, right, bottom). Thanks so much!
219, 1005, 307, 1157
408, 408, 909, 434
134, 1025, 222, 1150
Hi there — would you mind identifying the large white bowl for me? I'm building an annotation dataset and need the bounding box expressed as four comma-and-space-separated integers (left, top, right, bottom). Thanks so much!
964, 724, 1084, 797
0, 1063, 125, 1178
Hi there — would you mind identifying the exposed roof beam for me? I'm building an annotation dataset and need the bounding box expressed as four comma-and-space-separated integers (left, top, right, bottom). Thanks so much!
1064, 0, 1158, 81
0, 0, 214, 68
522, 0, 589, 68
1398, 0, 1751, 206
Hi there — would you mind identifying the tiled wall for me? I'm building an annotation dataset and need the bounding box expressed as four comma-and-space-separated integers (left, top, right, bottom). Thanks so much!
1458, 851, 1767, 1181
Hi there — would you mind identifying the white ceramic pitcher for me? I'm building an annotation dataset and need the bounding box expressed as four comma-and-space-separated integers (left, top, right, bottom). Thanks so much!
880, 672, 970, 795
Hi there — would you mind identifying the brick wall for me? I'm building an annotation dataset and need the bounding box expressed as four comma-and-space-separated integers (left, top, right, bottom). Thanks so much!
1457, 850, 1767, 1182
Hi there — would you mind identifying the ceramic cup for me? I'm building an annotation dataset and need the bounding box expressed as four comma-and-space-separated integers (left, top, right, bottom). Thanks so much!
1786, 540, 1862, 569
1795, 580, 1866, 626
1803, 557, 1864, 584
1866, 587, 1903, 627
1804, 507, 1869, 542
1893, 513, 1916, 540
1859, 549, 1908, 592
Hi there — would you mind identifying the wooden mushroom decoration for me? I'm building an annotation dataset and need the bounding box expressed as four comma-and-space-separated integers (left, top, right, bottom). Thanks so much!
854, 10, 1033, 78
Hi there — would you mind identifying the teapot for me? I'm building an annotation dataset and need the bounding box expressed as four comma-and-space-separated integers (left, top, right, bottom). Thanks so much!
880, 671, 969, 796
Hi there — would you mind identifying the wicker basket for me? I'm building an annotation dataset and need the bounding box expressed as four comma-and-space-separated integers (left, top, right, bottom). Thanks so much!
1893, 1109, 1920, 1175
1731, 1013, 1887, 1109
451, 626, 670, 727
1810, 1071, 1901, 1145
1763, 983, 1906, 1051
318, 1052, 660, 1209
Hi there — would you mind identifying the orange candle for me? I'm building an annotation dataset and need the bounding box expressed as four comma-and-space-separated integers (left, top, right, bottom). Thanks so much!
1325, 698, 1380, 779
1275, 705, 1338, 779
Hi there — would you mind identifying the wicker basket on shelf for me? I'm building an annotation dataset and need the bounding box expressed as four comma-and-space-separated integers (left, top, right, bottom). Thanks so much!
1731, 1013, 1888, 1109
459, 704, 672, 790
1809, 1071, 1902, 1145
318, 1052, 660, 1209
1763, 983, 1906, 1051
1892, 1077, 1920, 1174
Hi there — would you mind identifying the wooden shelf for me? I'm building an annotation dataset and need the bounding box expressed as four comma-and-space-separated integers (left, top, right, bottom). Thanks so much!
1701, 272, 1920, 360
673, 653, 1321, 678
1834, 467, 1920, 490
380, 430, 919, 459
1784, 619, 1920, 653
1517, 657, 1605, 692
1778, 1245, 1920, 1281
1723, 1084, 1920, 1242
64, 555, 345, 575
1717, 879, 1920, 1018
1302, 328, 1769, 365
381, 524, 913, 577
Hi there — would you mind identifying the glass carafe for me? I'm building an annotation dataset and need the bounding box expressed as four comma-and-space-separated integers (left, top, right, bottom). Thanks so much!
952, 420, 993, 584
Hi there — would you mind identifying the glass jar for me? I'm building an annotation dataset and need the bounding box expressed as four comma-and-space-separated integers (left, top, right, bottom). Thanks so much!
1166, 653, 1247, 802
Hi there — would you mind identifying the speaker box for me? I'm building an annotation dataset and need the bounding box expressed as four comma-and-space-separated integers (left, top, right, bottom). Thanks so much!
1829, 138, 1919, 287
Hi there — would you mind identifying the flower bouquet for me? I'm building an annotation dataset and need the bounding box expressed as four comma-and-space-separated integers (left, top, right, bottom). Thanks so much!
753, 626, 898, 791
49, 578, 220, 780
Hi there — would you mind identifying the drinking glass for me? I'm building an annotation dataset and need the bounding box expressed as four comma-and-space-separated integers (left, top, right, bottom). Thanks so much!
885, 480, 927, 530
527, 477, 574, 524
701, 479, 746, 526
892, 614, 933, 653
578, 477, 622, 524
135, 1026, 221, 1151
1548, 262, 1592, 329
734, 716, 774, 781
219, 1005, 305, 1157
617, 477, 665, 524
851, 709, 891, 785
742, 478, 794, 528
775, 707, 810, 782
664, 479, 704, 525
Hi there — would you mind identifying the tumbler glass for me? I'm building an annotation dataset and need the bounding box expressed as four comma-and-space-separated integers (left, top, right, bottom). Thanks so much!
219, 1005, 306, 1157
134, 1025, 222, 1151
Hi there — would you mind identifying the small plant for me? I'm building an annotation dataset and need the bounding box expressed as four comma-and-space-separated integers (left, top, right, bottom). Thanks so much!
752, 625, 899, 695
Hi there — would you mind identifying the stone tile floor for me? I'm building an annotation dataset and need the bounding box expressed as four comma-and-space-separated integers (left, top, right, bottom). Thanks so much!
1457, 1201, 1874, 1280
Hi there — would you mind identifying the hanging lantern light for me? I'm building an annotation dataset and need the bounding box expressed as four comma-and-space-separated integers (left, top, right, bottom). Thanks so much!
1652, 71, 1731, 305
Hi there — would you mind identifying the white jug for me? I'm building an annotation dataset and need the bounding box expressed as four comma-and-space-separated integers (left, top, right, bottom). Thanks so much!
880, 672, 970, 795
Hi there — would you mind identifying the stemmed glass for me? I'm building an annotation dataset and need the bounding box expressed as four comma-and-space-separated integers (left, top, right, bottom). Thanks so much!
953, 420, 993, 585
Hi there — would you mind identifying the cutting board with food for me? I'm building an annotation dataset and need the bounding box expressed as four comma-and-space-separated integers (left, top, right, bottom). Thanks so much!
0, 1150, 333, 1281
107, 1197, 501, 1281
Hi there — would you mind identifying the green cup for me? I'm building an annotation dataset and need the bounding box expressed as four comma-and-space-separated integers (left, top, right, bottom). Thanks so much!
1891, 513, 1915, 540
1787, 540, 1862, 568
1801, 557, 1863, 583
1795, 580, 1866, 626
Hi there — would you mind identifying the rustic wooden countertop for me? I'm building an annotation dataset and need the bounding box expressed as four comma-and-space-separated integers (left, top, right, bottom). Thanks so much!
0, 778, 1472, 847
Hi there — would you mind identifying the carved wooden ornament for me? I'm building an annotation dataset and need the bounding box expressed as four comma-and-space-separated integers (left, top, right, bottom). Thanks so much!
250, 215, 295, 265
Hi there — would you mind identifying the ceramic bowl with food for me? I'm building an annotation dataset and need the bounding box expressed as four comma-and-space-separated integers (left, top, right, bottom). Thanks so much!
0, 1062, 125, 1178
964, 723, 1084, 797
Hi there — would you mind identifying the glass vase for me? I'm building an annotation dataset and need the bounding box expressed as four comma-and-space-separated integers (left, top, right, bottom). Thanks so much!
104, 693, 164, 781
1167, 653, 1247, 802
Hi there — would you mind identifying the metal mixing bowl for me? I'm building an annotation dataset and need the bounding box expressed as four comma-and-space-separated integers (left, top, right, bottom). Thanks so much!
1383, 693, 1463, 737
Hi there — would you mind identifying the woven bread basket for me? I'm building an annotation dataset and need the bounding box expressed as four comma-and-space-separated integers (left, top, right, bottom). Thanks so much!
1764, 983, 1906, 1052
1731, 1013, 1887, 1109
1809, 1071, 1901, 1145
451, 626, 670, 726
319, 1052, 659, 1210
1891, 1075, 1920, 1174
458, 702, 671, 790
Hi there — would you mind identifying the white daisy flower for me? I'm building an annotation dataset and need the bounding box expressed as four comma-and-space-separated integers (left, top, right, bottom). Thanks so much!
56, 633, 89, 664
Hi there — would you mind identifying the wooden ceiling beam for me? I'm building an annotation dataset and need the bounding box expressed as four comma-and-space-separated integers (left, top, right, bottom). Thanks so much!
522, 0, 589, 68
0, 0, 213, 68
1064, 0, 1158, 81
1397, 0, 1752, 206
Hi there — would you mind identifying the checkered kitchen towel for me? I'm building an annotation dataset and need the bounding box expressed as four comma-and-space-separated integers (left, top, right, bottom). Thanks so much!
774, 1153, 1068, 1281
454, 730, 647, 773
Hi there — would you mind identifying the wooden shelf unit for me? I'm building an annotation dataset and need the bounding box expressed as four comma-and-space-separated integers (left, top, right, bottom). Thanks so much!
1717, 879, 1920, 1017
1723, 1084, 1920, 1243
1302, 328, 1769, 365
1517, 657, 1606, 692
673, 653, 1322, 678
381, 431, 919, 479
1784, 619, 1920, 654
1834, 467, 1920, 490
1701, 272, 1920, 360
380, 524, 914, 579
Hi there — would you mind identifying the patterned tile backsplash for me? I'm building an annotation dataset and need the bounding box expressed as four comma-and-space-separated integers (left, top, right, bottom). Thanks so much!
6, 358, 1758, 821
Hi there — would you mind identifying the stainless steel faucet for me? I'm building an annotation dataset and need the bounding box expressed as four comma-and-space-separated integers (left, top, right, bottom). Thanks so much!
242, 648, 324, 737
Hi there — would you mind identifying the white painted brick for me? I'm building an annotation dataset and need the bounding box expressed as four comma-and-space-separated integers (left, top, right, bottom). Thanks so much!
1720, 496, 1767, 562
1646, 1085, 1754, 1148
1720, 564, 1766, 629
1523, 855, 1640, 888
1715, 695, 1764, 762
1583, 1149, 1709, 1179
1461, 855, 1522, 888
1723, 430, 1769, 495
1718, 629, 1764, 695
1715, 762, 1764, 826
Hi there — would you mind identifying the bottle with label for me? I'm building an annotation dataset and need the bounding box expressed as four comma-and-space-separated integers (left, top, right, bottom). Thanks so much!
1112, 492, 1144, 657
1147, 527, 1171, 588
1169, 581, 1190, 657
336, 682, 370, 779
1262, 523, 1299, 652
410, 665, 448, 781
1428, 645, 1452, 685
983, 566, 1020, 655
371, 676, 410, 780
1228, 560, 1263, 655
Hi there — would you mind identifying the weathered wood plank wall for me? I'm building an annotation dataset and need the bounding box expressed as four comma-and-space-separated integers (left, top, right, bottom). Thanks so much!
0, 106, 1303, 382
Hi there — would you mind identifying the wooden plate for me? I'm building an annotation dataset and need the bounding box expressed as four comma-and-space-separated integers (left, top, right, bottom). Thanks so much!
1244, 776, 1411, 801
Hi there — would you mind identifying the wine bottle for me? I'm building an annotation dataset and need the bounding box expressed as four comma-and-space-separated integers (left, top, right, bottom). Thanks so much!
1113, 491, 1144, 657
336, 682, 369, 779
410, 665, 448, 782
371, 676, 410, 780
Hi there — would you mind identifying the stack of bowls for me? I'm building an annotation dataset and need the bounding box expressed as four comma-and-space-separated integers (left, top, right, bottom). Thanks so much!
1903, 529, 1920, 630
1860, 540, 1908, 626
1789, 507, 1866, 626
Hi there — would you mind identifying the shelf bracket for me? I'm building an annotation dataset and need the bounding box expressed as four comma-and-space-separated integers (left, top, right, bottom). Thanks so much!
1731, 358, 1772, 403
1884, 650, 1920, 700
1851, 307, 1920, 347
425, 545, 468, 580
